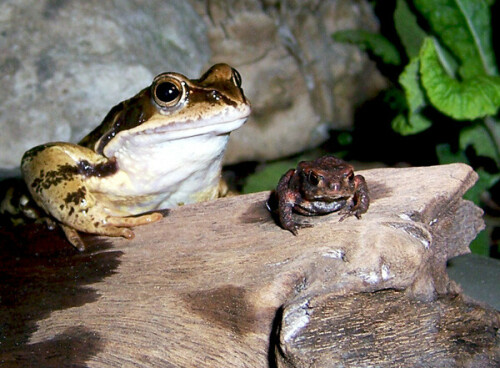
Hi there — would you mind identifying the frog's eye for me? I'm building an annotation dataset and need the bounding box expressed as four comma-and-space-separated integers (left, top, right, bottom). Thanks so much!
307, 172, 323, 186
152, 77, 184, 107
231, 68, 242, 88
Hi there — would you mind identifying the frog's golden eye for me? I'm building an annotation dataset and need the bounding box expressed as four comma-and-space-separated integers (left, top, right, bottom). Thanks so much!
231, 68, 242, 88
153, 78, 184, 107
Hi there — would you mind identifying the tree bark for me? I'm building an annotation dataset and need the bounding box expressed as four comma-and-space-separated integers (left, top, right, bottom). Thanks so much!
0, 163, 498, 367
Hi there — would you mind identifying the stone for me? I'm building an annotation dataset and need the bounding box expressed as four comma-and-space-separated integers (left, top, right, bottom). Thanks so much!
1, 0, 385, 170
0, 0, 209, 169
192, 0, 386, 163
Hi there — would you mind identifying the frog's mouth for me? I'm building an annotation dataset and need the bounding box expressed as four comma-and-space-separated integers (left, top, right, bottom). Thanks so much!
148, 115, 249, 139
139, 104, 250, 138
102, 107, 250, 158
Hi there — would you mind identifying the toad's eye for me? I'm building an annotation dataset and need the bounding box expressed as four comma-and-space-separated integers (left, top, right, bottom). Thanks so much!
307, 172, 323, 186
343, 170, 354, 182
152, 76, 184, 107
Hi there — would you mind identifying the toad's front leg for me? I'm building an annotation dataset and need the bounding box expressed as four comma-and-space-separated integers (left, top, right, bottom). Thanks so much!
21, 142, 161, 250
339, 174, 370, 221
274, 169, 314, 235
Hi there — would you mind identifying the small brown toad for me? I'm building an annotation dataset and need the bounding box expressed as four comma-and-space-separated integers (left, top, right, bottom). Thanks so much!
268, 156, 369, 235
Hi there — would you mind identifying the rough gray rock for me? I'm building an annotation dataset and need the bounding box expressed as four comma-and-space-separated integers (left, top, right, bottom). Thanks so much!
193, 0, 386, 163
1, 0, 385, 170
0, 0, 209, 169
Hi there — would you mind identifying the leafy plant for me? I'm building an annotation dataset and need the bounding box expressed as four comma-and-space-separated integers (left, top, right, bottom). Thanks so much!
241, 160, 297, 194
332, 0, 500, 255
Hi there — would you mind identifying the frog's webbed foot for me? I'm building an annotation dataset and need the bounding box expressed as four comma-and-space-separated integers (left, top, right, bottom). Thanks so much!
97, 212, 163, 243
106, 212, 163, 228
61, 212, 163, 251
61, 224, 87, 252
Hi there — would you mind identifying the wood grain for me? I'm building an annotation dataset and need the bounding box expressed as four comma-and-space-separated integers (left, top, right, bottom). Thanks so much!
1, 163, 498, 367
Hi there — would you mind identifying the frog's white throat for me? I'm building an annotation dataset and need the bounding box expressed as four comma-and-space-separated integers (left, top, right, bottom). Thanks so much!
93, 112, 248, 212
98, 131, 230, 212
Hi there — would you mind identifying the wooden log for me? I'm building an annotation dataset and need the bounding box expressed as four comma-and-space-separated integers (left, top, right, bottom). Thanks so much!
0, 163, 498, 367
274, 291, 500, 367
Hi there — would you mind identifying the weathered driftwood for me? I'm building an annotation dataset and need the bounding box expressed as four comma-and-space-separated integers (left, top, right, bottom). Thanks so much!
1, 163, 498, 367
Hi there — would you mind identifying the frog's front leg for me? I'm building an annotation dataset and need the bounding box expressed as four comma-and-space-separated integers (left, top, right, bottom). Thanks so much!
60, 212, 161, 251
21, 143, 161, 250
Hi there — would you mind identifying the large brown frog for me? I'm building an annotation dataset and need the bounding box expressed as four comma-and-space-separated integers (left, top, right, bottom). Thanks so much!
269, 156, 370, 235
20, 64, 251, 250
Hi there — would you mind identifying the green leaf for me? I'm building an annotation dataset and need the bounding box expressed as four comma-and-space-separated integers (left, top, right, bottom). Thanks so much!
242, 160, 297, 194
392, 58, 432, 135
413, 0, 498, 78
464, 168, 500, 204
406, 114, 432, 134
436, 143, 469, 164
391, 114, 408, 135
391, 113, 432, 136
332, 29, 401, 65
469, 230, 490, 256
394, 0, 427, 58
400, 58, 425, 110
337, 132, 353, 146
383, 87, 407, 111
420, 38, 500, 120
459, 121, 500, 160
431, 38, 460, 79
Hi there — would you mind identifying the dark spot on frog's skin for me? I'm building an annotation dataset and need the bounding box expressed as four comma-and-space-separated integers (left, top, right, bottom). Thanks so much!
79, 92, 155, 155
60, 205, 64, 210
29, 158, 117, 195
64, 187, 86, 206
31, 164, 79, 194
94, 222, 100, 227
68, 207, 74, 217
22, 144, 53, 163
77, 158, 118, 178
188, 87, 238, 108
